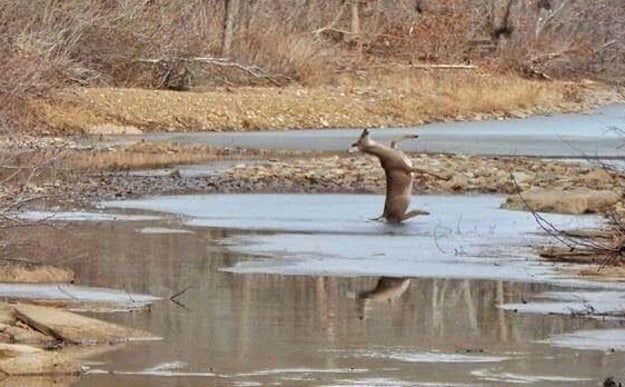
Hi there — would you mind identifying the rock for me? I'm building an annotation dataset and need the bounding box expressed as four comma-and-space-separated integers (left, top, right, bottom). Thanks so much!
0, 322, 56, 345
510, 171, 533, 185
0, 376, 79, 387
502, 187, 620, 215
0, 303, 15, 325
440, 175, 469, 191
582, 169, 614, 184
168, 169, 182, 179
0, 343, 79, 376
14, 304, 154, 345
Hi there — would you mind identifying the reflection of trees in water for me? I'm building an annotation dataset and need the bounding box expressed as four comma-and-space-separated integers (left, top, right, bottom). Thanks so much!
25, 223, 601, 370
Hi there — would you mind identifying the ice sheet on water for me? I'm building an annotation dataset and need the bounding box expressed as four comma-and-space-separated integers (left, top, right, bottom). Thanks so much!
102, 194, 607, 285
0, 283, 159, 309
500, 290, 625, 315
18, 210, 162, 222
543, 329, 625, 351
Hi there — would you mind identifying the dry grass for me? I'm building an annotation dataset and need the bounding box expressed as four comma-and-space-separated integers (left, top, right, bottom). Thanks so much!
61, 142, 242, 171
2, 1, 623, 133
9, 141, 280, 173
29, 69, 616, 135
0, 261, 74, 283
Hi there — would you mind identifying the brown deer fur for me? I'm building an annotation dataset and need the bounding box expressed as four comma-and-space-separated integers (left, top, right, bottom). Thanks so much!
349, 128, 433, 223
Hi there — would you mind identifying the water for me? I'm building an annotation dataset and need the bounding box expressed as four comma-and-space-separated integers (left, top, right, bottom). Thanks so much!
20, 194, 625, 386
107, 103, 625, 157
101, 194, 605, 286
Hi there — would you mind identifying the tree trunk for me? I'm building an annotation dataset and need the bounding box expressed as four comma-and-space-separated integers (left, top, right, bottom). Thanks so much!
222, 0, 240, 57
350, 0, 360, 35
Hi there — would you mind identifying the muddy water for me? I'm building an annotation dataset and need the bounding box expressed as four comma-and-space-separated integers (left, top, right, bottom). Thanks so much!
23, 194, 625, 386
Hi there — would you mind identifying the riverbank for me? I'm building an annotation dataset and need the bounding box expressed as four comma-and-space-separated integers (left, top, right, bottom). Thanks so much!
4, 133, 624, 281
2, 138, 621, 204
1, 136, 624, 379
25, 69, 618, 135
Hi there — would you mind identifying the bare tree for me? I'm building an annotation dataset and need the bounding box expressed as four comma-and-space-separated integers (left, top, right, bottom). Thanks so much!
222, 0, 240, 57
350, 0, 361, 35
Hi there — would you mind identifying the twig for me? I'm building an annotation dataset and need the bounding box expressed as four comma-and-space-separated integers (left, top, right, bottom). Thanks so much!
57, 285, 78, 301
169, 286, 193, 311
170, 285, 193, 302
511, 175, 610, 252
409, 64, 478, 70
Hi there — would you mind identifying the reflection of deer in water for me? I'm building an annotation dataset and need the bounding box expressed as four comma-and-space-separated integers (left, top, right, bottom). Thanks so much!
349, 129, 447, 223
357, 277, 410, 320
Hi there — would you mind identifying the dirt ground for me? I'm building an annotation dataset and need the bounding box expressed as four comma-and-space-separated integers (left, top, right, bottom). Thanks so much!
26, 68, 619, 135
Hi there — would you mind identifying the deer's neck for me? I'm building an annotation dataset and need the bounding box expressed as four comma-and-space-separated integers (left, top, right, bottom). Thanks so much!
361, 142, 397, 161
361, 141, 413, 170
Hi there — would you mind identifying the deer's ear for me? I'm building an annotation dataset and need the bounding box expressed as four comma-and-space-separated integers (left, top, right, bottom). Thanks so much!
361, 128, 370, 137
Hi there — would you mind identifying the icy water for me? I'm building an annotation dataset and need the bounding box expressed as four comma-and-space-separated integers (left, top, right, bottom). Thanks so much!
126, 103, 625, 157
23, 194, 625, 386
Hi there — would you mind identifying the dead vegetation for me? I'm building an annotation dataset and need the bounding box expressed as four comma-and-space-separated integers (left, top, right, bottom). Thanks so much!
30, 70, 616, 135
1, 0, 624, 133
59, 141, 279, 171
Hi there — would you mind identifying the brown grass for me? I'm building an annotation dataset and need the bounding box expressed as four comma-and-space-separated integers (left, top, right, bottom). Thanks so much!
0, 261, 74, 283
61, 142, 244, 171
29, 69, 616, 135
2, 1, 623, 134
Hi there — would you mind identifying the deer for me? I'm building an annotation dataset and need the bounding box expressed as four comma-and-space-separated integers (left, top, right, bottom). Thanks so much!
349, 128, 448, 223
356, 277, 411, 320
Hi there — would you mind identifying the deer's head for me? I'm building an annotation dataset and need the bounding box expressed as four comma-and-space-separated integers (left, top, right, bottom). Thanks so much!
348, 129, 372, 153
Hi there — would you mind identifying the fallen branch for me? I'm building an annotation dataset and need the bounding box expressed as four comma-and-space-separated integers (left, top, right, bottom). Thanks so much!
134, 57, 291, 85
408, 64, 478, 70
312, 2, 348, 37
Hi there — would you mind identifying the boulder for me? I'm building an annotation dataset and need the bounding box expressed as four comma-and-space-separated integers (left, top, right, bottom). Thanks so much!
502, 187, 620, 215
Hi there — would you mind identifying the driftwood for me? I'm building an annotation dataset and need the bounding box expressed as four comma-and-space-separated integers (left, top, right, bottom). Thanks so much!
562, 229, 615, 240
537, 245, 598, 263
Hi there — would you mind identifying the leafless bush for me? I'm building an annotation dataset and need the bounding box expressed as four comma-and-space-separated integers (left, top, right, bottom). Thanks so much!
0, 0, 624, 131
0, 150, 64, 259
471, 0, 625, 79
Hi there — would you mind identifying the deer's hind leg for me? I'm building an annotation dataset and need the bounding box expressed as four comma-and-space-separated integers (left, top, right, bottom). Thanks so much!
390, 134, 419, 149
401, 209, 430, 222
